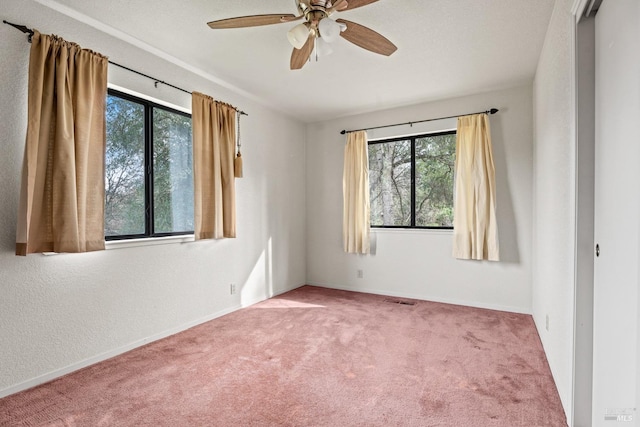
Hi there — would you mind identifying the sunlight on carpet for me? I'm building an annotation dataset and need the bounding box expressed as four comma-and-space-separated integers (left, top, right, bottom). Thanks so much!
0, 285, 567, 426
255, 298, 326, 309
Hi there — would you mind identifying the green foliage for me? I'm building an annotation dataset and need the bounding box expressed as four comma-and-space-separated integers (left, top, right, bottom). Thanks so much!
105, 96, 145, 236
369, 133, 455, 227
153, 109, 193, 233
415, 134, 455, 227
105, 94, 194, 237
369, 140, 411, 226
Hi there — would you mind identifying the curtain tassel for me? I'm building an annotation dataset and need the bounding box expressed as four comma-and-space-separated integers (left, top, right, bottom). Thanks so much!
234, 111, 243, 178
234, 151, 243, 178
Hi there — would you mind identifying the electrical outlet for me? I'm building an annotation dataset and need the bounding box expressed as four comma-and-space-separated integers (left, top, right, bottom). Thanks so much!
357, 269, 363, 279
545, 314, 549, 331
230, 283, 236, 295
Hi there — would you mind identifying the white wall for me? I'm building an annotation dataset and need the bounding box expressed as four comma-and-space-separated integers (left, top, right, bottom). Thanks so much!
0, 0, 306, 397
532, 0, 576, 421
306, 85, 534, 314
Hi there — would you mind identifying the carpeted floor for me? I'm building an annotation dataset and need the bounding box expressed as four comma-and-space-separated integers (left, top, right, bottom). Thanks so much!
0, 285, 567, 426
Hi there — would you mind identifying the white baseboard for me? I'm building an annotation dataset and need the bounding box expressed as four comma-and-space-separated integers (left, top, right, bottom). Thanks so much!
0, 305, 236, 399
0, 283, 308, 399
239, 283, 307, 308
8, 281, 519, 399
306, 281, 532, 315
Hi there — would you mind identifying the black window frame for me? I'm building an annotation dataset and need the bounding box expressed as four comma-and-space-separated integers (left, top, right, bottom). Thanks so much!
368, 130, 456, 230
105, 88, 194, 241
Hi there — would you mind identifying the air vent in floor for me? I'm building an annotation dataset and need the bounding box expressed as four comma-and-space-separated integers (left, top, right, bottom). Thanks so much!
383, 298, 416, 306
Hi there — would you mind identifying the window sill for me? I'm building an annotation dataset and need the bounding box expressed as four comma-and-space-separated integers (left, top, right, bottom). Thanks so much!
371, 227, 453, 235
105, 234, 195, 250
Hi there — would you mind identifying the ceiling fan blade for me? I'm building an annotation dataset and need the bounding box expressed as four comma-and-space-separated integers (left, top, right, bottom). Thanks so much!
340, 0, 378, 11
207, 14, 300, 29
336, 19, 397, 56
290, 34, 315, 70
330, 0, 349, 11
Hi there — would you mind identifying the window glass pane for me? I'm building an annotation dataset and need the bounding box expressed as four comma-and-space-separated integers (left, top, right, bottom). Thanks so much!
415, 133, 455, 227
369, 140, 412, 226
105, 95, 145, 236
153, 108, 194, 234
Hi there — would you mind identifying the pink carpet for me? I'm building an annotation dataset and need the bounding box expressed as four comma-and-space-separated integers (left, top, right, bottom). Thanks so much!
0, 286, 567, 426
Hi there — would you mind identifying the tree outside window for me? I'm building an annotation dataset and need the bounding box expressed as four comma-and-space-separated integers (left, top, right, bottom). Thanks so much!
369, 131, 455, 228
105, 90, 193, 239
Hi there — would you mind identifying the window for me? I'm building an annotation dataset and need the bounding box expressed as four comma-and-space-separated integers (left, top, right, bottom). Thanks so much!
105, 89, 193, 240
368, 131, 456, 229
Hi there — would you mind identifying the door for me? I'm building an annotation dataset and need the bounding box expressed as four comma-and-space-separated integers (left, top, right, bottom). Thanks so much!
592, 0, 640, 424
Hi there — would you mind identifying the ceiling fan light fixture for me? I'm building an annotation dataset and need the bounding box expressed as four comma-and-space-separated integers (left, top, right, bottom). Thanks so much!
206, 0, 396, 70
315, 37, 334, 57
287, 23, 310, 49
318, 17, 341, 43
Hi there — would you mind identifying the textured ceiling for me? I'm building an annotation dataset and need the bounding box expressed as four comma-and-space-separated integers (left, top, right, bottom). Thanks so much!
34, 0, 555, 122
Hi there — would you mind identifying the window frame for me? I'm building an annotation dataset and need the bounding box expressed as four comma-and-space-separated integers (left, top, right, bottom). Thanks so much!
105, 88, 194, 241
368, 130, 456, 230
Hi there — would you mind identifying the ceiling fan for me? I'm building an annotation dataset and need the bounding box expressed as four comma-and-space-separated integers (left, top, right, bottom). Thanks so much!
207, 0, 397, 70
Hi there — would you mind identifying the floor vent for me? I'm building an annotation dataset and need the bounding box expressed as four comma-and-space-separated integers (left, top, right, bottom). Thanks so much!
384, 299, 416, 306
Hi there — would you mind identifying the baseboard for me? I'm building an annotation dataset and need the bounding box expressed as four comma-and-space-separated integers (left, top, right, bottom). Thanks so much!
239, 283, 307, 308
0, 283, 308, 399
0, 304, 241, 399
7, 281, 518, 399
307, 281, 532, 315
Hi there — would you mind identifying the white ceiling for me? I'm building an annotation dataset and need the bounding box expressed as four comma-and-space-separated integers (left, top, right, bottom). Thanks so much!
38, 0, 555, 122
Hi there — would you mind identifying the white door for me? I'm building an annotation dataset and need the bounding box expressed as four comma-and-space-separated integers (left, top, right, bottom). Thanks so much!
592, 0, 640, 424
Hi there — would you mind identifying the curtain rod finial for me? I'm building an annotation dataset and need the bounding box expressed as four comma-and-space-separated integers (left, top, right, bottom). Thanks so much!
340, 130, 346, 135
489, 108, 499, 115
3, 20, 34, 41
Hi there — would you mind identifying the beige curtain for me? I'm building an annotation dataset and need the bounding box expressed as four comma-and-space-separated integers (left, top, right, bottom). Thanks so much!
343, 130, 370, 254
16, 31, 108, 256
452, 114, 499, 261
192, 92, 237, 240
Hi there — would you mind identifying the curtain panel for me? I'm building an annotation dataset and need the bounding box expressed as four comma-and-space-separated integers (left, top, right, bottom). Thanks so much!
452, 113, 500, 261
192, 92, 237, 240
343, 130, 370, 254
16, 31, 108, 256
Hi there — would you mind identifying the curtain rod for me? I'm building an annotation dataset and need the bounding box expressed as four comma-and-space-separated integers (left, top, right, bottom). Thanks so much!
3, 20, 248, 116
339, 108, 498, 135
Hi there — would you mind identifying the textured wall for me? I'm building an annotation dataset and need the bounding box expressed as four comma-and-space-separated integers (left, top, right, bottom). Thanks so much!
306, 85, 534, 314
532, 0, 576, 421
0, 0, 306, 396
